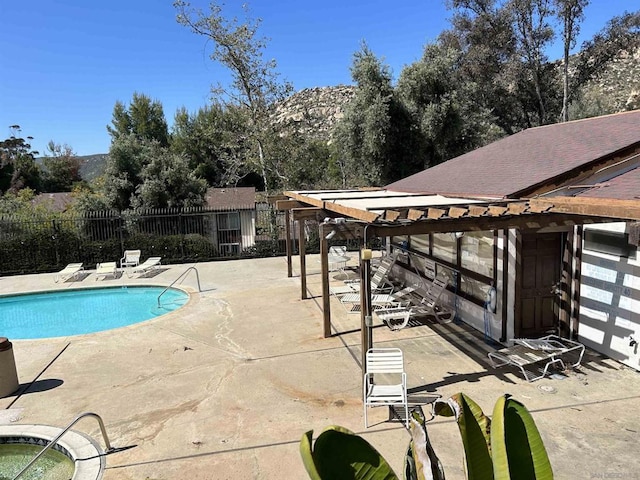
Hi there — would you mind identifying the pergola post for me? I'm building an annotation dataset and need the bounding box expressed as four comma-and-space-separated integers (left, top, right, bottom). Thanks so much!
360, 248, 373, 378
320, 224, 331, 337
285, 210, 292, 278
298, 219, 307, 300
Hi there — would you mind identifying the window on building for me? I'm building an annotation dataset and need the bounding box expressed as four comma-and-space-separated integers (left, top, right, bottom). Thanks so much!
460, 231, 494, 277
401, 231, 496, 306
432, 233, 457, 264
411, 234, 430, 255
217, 212, 241, 252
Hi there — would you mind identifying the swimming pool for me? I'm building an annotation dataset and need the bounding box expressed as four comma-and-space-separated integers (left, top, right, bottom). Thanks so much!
0, 286, 189, 339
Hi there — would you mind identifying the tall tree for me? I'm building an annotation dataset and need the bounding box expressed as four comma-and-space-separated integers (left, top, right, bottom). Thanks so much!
0, 126, 41, 194
333, 44, 420, 187
171, 103, 249, 187
41, 141, 85, 192
397, 43, 503, 169
443, 0, 522, 133
553, 0, 589, 122
510, 0, 556, 125
174, 1, 292, 192
107, 93, 170, 147
132, 150, 207, 210
102, 133, 148, 211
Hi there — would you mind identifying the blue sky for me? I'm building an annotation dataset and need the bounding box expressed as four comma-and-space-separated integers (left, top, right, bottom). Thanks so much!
0, 1, 634, 156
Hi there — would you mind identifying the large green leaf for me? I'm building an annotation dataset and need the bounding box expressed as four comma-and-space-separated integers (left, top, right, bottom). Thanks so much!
300, 426, 399, 480
491, 395, 554, 480
434, 393, 493, 480
406, 407, 446, 480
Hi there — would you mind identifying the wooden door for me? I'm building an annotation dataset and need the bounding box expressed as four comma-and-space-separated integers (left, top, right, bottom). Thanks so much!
517, 232, 563, 338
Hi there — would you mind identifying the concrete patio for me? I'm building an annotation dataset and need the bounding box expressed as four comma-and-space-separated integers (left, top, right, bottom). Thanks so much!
0, 255, 639, 479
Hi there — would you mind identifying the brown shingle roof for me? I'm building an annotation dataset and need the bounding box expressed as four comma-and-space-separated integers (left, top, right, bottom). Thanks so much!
386, 110, 640, 198
575, 167, 640, 200
205, 187, 256, 210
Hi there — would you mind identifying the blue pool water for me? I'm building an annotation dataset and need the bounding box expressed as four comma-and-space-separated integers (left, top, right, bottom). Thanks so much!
0, 286, 189, 339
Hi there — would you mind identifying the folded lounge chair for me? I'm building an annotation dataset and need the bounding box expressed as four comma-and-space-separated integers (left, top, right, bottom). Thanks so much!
54, 263, 83, 283
340, 286, 415, 314
376, 271, 452, 330
130, 257, 162, 277
95, 262, 117, 280
120, 249, 141, 269
330, 251, 397, 296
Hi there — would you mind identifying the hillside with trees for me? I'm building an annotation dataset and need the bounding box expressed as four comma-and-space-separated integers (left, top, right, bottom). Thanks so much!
1, 0, 639, 216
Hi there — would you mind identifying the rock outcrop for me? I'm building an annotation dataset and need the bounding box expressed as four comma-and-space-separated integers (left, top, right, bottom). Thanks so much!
273, 85, 356, 139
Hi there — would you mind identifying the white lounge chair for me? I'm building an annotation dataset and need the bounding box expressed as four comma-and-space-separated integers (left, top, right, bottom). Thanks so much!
327, 245, 350, 274
95, 262, 117, 280
330, 252, 397, 296
120, 250, 141, 269
376, 271, 452, 330
130, 257, 162, 277
340, 286, 415, 314
488, 335, 585, 382
54, 263, 83, 283
364, 348, 409, 428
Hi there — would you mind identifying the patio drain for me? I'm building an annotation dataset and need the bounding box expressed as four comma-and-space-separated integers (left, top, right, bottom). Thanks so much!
538, 384, 557, 394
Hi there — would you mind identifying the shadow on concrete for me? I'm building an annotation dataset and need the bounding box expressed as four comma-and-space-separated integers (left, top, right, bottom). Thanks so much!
6, 379, 64, 398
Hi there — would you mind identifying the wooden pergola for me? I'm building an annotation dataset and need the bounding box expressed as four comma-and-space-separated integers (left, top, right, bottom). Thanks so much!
272, 190, 640, 372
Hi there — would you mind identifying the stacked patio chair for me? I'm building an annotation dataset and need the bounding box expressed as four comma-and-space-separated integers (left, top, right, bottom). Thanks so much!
375, 270, 452, 330
329, 251, 398, 297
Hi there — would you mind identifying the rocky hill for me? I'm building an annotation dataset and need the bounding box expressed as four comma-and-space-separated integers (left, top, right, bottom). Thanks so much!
73, 48, 639, 181
575, 47, 640, 115
78, 153, 109, 181
272, 85, 356, 139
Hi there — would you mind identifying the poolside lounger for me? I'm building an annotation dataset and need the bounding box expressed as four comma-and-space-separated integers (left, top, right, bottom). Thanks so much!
120, 249, 141, 269
376, 271, 452, 330
54, 263, 84, 283
339, 287, 415, 314
331, 252, 398, 297
130, 257, 162, 277
95, 262, 117, 280
487, 335, 585, 382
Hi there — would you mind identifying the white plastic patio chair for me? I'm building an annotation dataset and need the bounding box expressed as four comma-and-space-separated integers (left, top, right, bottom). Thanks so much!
363, 348, 409, 428
120, 250, 141, 269
54, 263, 83, 283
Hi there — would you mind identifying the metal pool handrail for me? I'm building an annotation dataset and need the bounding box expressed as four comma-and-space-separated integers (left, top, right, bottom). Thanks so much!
157, 266, 202, 307
13, 412, 113, 480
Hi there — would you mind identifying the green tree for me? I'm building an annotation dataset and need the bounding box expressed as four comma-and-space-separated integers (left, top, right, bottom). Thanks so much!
132, 150, 207, 210
553, 0, 589, 122
101, 133, 151, 211
175, 1, 293, 192
107, 92, 170, 147
444, 0, 562, 129
102, 133, 207, 211
511, 0, 556, 125
0, 126, 41, 194
397, 43, 502, 170
171, 103, 250, 187
41, 141, 85, 192
332, 44, 420, 187
442, 0, 522, 133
